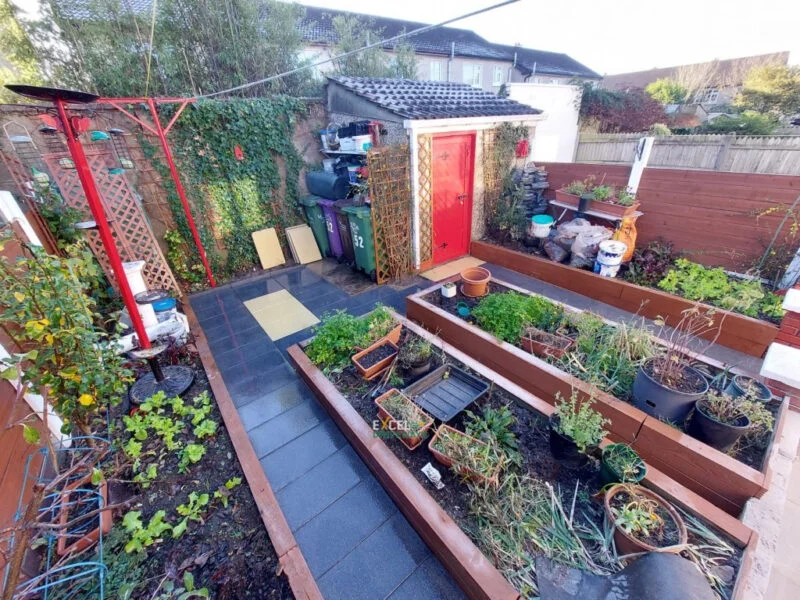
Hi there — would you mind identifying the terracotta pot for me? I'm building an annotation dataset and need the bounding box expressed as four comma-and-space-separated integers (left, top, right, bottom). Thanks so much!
590, 200, 640, 218
427, 424, 499, 485
374, 389, 434, 451
520, 326, 575, 359
554, 189, 580, 208
604, 484, 687, 556
460, 267, 491, 298
56, 478, 112, 556
383, 323, 403, 345
352, 338, 398, 380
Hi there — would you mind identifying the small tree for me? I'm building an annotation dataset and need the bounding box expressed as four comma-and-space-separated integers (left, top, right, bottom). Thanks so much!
330, 15, 417, 79
0, 240, 132, 437
0, 0, 43, 102
579, 84, 666, 133
700, 111, 779, 135
735, 64, 800, 117
645, 78, 688, 104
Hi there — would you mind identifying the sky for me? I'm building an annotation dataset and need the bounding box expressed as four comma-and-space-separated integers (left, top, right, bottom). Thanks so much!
285, 0, 800, 75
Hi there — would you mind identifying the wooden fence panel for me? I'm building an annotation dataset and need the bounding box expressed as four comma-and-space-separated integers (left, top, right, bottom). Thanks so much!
576, 134, 800, 175
537, 162, 799, 270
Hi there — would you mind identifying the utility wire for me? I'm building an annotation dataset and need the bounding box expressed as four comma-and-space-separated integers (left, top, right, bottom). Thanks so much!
198, 0, 520, 99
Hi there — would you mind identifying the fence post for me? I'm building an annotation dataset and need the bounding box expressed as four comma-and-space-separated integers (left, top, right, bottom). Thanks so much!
712, 135, 733, 171
627, 137, 654, 194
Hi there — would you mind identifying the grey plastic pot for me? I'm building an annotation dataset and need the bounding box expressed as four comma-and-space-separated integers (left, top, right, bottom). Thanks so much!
724, 374, 772, 403
633, 359, 709, 423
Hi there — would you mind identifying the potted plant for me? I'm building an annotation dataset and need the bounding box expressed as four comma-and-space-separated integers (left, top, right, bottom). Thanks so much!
600, 444, 647, 486
724, 374, 772, 403
687, 391, 752, 452
428, 424, 503, 485
520, 326, 574, 359
398, 337, 434, 379
632, 308, 711, 422
441, 282, 457, 298
460, 266, 491, 298
604, 484, 687, 556
352, 338, 398, 380
549, 392, 609, 468
590, 186, 641, 218
554, 178, 591, 209
374, 389, 434, 451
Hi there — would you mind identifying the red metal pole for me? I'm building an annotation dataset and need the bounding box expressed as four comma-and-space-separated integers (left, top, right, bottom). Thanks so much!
55, 99, 152, 349
146, 98, 216, 287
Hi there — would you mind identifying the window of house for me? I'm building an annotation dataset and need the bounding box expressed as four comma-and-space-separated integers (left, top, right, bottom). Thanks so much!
429, 61, 443, 82
463, 63, 483, 87
492, 66, 504, 87
695, 87, 720, 104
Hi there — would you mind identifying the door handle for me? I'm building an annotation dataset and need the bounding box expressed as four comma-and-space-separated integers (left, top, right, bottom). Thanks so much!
457, 194, 467, 203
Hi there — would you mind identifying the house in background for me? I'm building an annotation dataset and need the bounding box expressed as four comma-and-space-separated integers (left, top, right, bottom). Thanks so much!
300, 5, 601, 92
601, 52, 790, 122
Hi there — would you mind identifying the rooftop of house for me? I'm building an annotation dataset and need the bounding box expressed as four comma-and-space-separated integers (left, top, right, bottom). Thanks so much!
602, 52, 791, 91
328, 76, 542, 120
52, 1, 601, 80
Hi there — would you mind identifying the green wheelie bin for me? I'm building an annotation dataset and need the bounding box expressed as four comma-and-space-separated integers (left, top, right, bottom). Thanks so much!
299, 195, 331, 257
342, 205, 377, 281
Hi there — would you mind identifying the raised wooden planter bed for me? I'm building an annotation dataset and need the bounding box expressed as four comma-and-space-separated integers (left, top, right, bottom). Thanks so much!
289, 313, 759, 600
407, 278, 789, 516
471, 240, 778, 358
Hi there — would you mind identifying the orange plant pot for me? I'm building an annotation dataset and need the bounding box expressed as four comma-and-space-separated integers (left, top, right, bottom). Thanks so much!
374, 389, 434, 451
352, 338, 398, 380
56, 479, 112, 556
428, 424, 499, 485
460, 267, 491, 298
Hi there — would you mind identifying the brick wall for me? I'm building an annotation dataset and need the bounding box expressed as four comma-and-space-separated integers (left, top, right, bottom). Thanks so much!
776, 289, 800, 349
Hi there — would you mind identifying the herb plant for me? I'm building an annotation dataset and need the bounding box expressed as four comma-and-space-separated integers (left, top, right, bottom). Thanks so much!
379, 391, 432, 439
398, 337, 433, 369
603, 444, 645, 483
432, 426, 505, 481
465, 404, 522, 467
613, 493, 665, 540
473, 292, 564, 344
553, 392, 609, 453
699, 390, 774, 436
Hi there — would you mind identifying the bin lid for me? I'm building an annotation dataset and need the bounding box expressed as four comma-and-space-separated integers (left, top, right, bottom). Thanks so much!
342, 205, 370, 217
299, 195, 322, 207
532, 214, 554, 225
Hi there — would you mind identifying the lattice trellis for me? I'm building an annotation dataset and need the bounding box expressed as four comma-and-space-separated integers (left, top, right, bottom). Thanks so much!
368, 145, 412, 284
417, 134, 433, 268
42, 150, 180, 295
0, 150, 61, 254
482, 128, 503, 223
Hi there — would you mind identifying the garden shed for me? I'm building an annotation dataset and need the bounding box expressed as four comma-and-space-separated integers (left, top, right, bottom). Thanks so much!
326, 76, 545, 270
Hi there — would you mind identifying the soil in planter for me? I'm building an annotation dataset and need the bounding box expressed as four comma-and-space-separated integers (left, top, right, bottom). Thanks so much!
310, 330, 742, 599
608, 488, 682, 548
358, 342, 396, 369
643, 359, 708, 394
96, 351, 293, 600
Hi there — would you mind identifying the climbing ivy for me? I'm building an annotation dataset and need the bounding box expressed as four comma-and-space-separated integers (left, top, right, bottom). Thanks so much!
143, 97, 307, 284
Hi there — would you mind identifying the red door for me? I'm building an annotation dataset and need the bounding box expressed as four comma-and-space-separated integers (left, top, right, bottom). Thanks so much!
432, 133, 475, 264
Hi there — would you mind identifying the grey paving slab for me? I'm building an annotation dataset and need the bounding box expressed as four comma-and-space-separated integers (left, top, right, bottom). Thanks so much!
260, 419, 348, 491
294, 477, 397, 578
232, 277, 285, 301
237, 379, 312, 432
248, 399, 328, 458
317, 512, 431, 600
213, 337, 277, 369
225, 363, 299, 408
276, 445, 370, 530
388, 555, 466, 599
218, 349, 285, 378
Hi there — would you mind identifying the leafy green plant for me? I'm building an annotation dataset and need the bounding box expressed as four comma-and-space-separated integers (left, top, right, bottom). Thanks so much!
553, 392, 609, 452
193, 419, 218, 438
465, 405, 521, 467
0, 240, 132, 436
563, 179, 591, 195
658, 258, 784, 320
151, 571, 209, 600
164, 229, 206, 289
624, 239, 680, 287
612, 492, 665, 539
306, 306, 396, 372
398, 337, 433, 369
592, 185, 612, 201
699, 390, 774, 437
173, 492, 210, 538
602, 444, 645, 483
122, 510, 172, 553
178, 444, 206, 473
214, 477, 242, 508
473, 292, 564, 344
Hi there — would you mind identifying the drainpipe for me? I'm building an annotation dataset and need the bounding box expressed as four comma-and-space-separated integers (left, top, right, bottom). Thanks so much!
447, 42, 455, 82
407, 123, 421, 269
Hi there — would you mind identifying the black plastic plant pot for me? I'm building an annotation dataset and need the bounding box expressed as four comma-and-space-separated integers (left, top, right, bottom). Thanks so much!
404, 357, 433, 380
724, 374, 772, 403
632, 358, 709, 423
548, 415, 591, 469
687, 401, 751, 452
600, 444, 647, 486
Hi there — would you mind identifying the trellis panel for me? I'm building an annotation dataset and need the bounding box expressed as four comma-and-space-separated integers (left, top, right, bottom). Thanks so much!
417, 135, 433, 268
42, 150, 180, 295
482, 129, 502, 221
368, 145, 412, 284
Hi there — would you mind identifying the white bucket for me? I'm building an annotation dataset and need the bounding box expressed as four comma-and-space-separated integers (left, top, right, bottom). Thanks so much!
352, 134, 372, 152
594, 240, 628, 278
529, 215, 554, 239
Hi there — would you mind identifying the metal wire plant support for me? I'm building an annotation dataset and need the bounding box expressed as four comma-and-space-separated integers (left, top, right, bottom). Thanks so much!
1, 437, 112, 600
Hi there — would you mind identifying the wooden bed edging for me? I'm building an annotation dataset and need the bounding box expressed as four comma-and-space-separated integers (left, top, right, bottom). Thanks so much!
407, 283, 787, 516
471, 240, 778, 358
288, 345, 518, 600
185, 303, 322, 600
288, 312, 757, 600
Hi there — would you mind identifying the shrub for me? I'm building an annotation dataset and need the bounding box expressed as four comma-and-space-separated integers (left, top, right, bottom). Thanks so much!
473, 292, 564, 344
624, 239, 680, 287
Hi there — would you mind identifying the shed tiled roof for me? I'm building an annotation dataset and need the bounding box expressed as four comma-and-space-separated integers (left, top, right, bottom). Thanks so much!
329, 76, 542, 120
